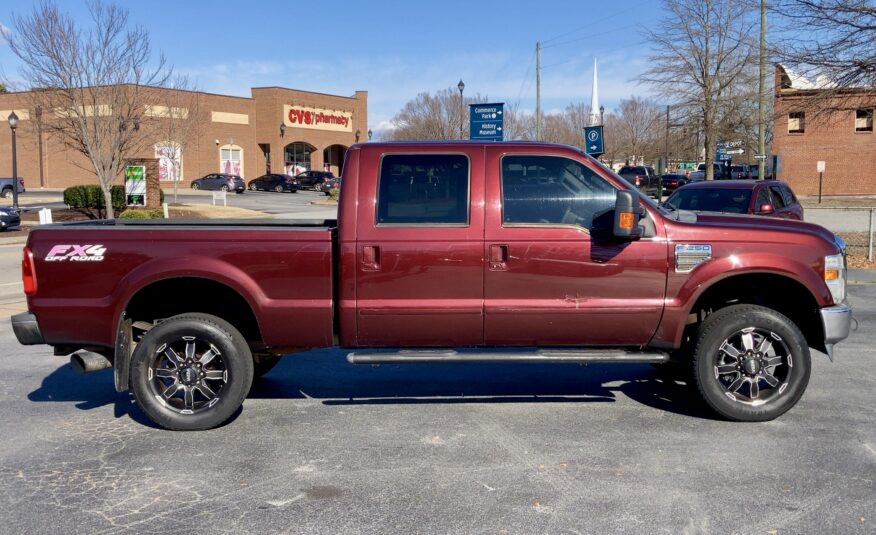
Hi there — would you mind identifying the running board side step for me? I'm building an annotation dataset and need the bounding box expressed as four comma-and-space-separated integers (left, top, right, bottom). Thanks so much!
346, 349, 669, 364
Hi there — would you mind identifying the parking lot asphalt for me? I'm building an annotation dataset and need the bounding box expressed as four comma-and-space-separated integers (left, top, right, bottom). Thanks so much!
0, 284, 873, 534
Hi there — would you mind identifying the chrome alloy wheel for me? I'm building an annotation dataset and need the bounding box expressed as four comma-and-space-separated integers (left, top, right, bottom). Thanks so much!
147, 336, 228, 415
714, 327, 791, 406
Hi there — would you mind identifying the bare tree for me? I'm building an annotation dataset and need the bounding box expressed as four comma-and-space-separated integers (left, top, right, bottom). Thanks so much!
3, 0, 170, 218
146, 78, 204, 203
641, 0, 757, 179
772, 0, 876, 89
388, 87, 486, 141
614, 96, 662, 165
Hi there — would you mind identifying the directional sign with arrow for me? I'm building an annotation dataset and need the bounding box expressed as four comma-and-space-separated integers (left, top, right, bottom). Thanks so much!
469, 103, 504, 141
584, 126, 604, 156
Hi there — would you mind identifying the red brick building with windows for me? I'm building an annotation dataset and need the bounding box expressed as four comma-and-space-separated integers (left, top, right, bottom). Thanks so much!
0, 86, 367, 189
773, 64, 876, 196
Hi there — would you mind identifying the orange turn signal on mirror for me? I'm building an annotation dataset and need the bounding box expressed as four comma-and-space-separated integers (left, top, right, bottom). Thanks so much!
824, 269, 840, 281
619, 212, 635, 230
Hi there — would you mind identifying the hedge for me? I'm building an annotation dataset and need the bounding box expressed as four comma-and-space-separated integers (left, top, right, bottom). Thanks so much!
119, 209, 165, 219
63, 185, 165, 211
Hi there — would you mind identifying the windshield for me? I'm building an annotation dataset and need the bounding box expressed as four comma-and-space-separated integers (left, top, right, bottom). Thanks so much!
665, 188, 752, 213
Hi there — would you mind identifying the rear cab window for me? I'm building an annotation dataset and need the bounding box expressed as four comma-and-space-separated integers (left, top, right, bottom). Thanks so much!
376, 154, 470, 225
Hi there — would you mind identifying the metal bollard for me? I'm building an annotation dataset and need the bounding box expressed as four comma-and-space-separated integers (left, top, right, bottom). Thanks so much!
869, 208, 874, 261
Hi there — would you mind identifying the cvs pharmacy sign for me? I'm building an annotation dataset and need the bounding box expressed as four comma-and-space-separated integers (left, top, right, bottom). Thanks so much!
283, 105, 353, 133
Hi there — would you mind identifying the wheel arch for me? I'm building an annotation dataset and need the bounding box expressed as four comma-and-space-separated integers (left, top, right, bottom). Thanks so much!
679, 272, 825, 355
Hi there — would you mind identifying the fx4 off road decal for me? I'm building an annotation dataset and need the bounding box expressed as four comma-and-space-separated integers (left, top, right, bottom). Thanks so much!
45, 244, 107, 262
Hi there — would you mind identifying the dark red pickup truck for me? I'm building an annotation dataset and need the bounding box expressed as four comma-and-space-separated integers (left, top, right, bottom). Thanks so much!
13, 142, 851, 430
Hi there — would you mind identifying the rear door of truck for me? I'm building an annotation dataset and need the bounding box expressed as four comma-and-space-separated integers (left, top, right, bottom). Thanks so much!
354, 145, 485, 346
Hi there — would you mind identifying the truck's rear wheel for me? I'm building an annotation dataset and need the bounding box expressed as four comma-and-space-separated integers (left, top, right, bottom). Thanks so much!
130, 313, 253, 431
692, 304, 811, 421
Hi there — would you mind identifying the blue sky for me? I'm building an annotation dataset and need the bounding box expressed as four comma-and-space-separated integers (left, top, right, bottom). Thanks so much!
0, 0, 663, 135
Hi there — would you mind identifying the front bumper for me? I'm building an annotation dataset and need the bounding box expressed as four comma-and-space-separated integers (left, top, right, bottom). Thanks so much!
820, 303, 852, 360
12, 312, 45, 345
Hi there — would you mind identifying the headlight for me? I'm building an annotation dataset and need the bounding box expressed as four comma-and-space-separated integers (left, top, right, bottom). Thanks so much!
824, 253, 846, 304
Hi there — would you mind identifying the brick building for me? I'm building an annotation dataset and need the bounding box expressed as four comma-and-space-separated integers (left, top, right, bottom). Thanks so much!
0, 85, 367, 189
773, 64, 876, 196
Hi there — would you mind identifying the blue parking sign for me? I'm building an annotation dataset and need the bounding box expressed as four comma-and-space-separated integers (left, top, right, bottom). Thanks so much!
584, 126, 604, 156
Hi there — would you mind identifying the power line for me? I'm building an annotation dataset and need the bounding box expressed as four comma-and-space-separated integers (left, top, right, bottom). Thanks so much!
541, 1, 647, 46
514, 49, 536, 103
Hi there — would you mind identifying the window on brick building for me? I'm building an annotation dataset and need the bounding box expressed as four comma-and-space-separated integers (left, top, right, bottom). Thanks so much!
855, 109, 873, 132
788, 112, 805, 134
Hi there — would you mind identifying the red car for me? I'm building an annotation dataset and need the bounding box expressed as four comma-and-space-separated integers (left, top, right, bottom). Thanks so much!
664, 180, 804, 220
13, 142, 848, 430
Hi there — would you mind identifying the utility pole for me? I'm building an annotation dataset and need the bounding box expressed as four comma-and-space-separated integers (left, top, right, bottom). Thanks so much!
536, 41, 541, 141
757, 0, 767, 180
660, 105, 669, 199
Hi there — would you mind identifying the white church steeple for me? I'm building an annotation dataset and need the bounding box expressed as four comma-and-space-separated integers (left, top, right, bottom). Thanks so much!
589, 57, 601, 126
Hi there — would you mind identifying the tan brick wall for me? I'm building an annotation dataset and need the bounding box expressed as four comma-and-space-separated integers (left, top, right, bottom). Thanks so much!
0, 85, 367, 189
773, 67, 876, 196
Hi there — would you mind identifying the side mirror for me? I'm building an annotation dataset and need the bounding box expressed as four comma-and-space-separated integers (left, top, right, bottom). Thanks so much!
757, 203, 774, 215
614, 190, 642, 239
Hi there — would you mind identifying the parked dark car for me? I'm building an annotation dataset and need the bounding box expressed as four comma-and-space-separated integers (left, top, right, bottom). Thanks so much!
660, 173, 688, 193
318, 176, 341, 195
664, 179, 804, 220
0, 177, 26, 198
248, 174, 300, 193
617, 165, 659, 195
0, 207, 21, 230
190, 173, 245, 193
730, 165, 751, 180
295, 170, 335, 190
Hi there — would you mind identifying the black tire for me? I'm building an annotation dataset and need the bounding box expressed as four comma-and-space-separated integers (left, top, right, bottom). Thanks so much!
692, 304, 811, 422
191, 183, 200, 190
275, 185, 284, 193
1, 187, 11, 198
220, 185, 229, 192
253, 356, 282, 378
130, 313, 253, 431
248, 183, 257, 191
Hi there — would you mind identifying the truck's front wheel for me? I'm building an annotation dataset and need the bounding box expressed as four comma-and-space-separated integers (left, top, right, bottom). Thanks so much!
692, 304, 811, 422
130, 313, 253, 430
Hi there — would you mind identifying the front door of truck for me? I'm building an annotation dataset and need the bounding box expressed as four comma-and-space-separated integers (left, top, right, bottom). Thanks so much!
355, 149, 485, 346
483, 149, 667, 346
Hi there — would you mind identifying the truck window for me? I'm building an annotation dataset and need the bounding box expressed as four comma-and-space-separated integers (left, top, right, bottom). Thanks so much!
501, 155, 616, 229
376, 154, 469, 225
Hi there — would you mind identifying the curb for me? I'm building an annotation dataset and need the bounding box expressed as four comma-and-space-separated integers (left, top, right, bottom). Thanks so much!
849, 268, 876, 284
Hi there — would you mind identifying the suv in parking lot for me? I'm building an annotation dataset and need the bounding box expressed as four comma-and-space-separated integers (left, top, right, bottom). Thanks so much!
665, 180, 804, 220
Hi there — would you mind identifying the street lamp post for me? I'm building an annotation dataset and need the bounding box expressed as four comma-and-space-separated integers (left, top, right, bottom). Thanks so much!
457, 79, 465, 139
7, 111, 20, 212
367, 129, 373, 141
599, 105, 605, 126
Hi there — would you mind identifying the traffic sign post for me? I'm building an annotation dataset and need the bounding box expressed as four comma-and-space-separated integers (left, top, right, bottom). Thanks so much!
817, 160, 826, 203
584, 126, 604, 157
469, 103, 504, 141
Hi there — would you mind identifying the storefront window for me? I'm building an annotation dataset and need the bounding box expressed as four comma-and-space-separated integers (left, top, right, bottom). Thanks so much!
155, 142, 182, 181
285, 142, 315, 176
220, 145, 243, 176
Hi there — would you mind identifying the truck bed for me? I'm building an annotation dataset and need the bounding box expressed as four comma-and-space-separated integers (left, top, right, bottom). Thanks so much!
25, 219, 338, 351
